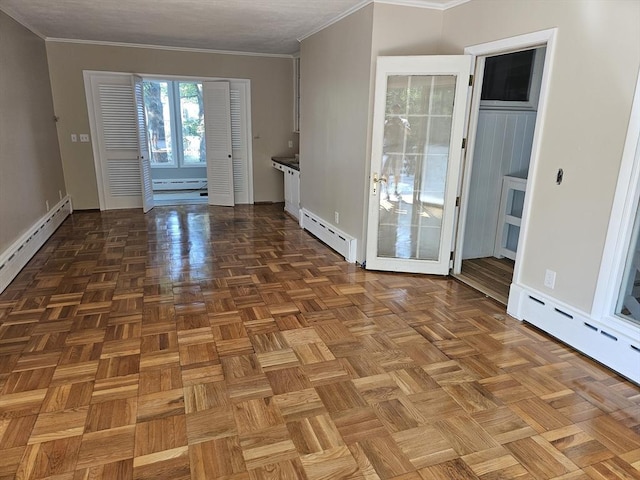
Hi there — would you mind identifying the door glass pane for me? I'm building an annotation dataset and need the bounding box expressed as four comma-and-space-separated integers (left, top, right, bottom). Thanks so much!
616, 200, 640, 325
143, 81, 174, 166
378, 74, 456, 260
179, 82, 206, 165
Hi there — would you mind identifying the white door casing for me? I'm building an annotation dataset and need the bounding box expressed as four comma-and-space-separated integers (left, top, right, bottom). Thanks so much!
453, 28, 557, 278
204, 81, 234, 207
133, 75, 154, 213
365, 55, 472, 275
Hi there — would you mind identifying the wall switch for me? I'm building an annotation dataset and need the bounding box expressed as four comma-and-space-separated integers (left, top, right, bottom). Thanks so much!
288, 140, 293, 148
544, 269, 556, 289
334, 211, 339, 224
80, 134, 90, 142
71, 134, 78, 142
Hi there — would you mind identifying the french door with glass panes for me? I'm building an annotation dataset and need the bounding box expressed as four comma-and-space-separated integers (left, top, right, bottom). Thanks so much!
366, 56, 471, 274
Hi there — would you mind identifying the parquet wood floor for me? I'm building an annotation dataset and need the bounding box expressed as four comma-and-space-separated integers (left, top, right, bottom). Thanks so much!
0, 204, 639, 480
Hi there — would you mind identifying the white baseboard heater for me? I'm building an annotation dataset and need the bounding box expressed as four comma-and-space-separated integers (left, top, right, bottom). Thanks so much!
0, 196, 72, 294
152, 178, 207, 191
300, 208, 357, 263
508, 283, 640, 384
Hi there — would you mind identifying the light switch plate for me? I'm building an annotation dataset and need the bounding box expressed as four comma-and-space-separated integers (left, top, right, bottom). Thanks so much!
71, 134, 78, 142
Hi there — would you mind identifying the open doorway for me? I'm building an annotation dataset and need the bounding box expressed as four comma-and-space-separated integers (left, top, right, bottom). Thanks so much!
455, 40, 549, 304
142, 79, 209, 206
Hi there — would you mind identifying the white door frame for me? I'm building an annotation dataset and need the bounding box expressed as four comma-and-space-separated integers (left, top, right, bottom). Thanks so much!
453, 28, 558, 291
85, 72, 254, 210
591, 69, 640, 322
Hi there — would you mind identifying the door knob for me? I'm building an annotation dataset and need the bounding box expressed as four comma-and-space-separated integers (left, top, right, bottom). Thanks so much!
372, 172, 387, 196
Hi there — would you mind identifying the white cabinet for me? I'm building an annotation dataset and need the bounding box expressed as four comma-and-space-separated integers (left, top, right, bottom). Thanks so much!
272, 160, 300, 220
494, 175, 527, 260
286, 169, 300, 219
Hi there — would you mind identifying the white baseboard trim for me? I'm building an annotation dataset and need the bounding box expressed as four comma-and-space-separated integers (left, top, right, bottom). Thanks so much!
508, 283, 640, 384
0, 196, 73, 294
300, 208, 357, 263
152, 178, 207, 191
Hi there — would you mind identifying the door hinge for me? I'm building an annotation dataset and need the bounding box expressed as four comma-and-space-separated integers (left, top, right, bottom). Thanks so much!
469, 74, 474, 86
462, 138, 467, 149
455, 196, 460, 207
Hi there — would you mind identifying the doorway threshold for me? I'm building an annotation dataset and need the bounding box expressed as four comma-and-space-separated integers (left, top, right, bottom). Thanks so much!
453, 257, 514, 306
453, 273, 507, 305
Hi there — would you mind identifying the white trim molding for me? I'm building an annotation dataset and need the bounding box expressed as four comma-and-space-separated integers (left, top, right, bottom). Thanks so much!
508, 283, 640, 384
298, 0, 470, 42
0, 196, 73, 294
47, 38, 293, 59
0, 6, 46, 39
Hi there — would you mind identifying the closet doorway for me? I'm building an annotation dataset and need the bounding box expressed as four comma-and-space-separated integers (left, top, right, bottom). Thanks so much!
84, 72, 253, 211
143, 79, 209, 206
453, 36, 551, 305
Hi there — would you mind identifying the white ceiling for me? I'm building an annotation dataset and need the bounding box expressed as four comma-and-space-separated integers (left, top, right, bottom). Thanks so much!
0, 0, 467, 56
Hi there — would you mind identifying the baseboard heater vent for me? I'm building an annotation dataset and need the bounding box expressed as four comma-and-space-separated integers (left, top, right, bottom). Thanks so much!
0, 196, 72, 294
152, 178, 207, 191
300, 208, 356, 263
513, 284, 640, 384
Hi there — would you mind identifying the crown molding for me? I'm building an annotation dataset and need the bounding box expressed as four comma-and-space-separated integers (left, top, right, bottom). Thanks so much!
45, 37, 294, 58
297, 0, 372, 42
297, 0, 470, 43
375, 0, 471, 10
0, 5, 46, 39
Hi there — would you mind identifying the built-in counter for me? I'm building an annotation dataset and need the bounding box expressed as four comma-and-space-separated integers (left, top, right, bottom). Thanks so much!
271, 157, 300, 219
271, 156, 299, 171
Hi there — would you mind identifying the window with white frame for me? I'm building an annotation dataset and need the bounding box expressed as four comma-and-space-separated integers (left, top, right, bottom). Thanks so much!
143, 80, 206, 167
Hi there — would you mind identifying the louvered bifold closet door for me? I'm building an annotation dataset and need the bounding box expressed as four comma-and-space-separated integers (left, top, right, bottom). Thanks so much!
230, 85, 250, 204
203, 82, 234, 206
90, 73, 142, 209
134, 76, 154, 213
90, 73, 142, 210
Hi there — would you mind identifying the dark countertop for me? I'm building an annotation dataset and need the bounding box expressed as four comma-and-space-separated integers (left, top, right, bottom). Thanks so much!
272, 156, 299, 171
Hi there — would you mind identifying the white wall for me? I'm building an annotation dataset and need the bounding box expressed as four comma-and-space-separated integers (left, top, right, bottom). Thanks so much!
0, 12, 66, 253
463, 110, 536, 259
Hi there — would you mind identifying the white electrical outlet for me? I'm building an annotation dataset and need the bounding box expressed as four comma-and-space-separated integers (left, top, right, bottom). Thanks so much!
80, 134, 90, 142
288, 140, 293, 148
334, 212, 339, 224
544, 269, 556, 289
71, 134, 78, 142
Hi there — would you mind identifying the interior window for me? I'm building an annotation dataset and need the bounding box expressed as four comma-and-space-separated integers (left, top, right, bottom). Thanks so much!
143, 80, 205, 167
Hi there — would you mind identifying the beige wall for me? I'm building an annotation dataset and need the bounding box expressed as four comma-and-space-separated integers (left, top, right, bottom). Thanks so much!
442, 0, 640, 312
46, 42, 297, 209
0, 12, 66, 253
300, 3, 444, 260
300, 3, 374, 259
301, 0, 640, 314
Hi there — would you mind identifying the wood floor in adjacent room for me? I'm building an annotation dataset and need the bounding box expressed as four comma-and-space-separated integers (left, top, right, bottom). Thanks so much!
0, 204, 638, 480
458, 257, 515, 306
